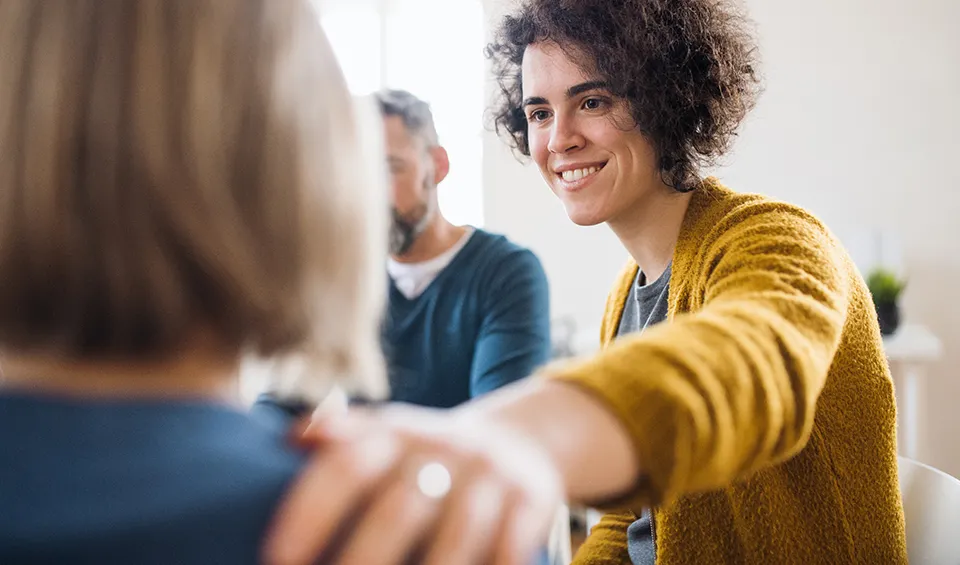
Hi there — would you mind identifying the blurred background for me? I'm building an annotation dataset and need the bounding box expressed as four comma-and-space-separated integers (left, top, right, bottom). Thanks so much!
313, 0, 960, 479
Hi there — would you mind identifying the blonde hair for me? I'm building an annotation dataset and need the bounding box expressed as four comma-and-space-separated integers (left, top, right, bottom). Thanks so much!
0, 0, 387, 400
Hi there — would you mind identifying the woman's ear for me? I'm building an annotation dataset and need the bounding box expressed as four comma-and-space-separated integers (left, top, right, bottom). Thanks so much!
429, 146, 450, 185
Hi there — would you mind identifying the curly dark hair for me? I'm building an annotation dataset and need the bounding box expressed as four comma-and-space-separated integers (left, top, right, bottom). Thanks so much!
485, 0, 762, 192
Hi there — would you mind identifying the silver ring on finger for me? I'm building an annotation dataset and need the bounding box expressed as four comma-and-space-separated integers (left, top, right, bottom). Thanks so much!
414, 461, 452, 500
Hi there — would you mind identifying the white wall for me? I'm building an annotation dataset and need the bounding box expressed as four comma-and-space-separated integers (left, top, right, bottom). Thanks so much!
480, 0, 960, 475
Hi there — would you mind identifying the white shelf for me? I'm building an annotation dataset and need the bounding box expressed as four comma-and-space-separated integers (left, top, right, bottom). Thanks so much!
883, 323, 943, 363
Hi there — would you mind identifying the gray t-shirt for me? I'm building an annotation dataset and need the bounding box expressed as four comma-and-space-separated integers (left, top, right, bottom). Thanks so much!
615, 263, 671, 565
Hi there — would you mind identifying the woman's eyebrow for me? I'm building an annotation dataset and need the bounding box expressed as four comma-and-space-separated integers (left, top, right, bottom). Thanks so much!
522, 80, 610, 108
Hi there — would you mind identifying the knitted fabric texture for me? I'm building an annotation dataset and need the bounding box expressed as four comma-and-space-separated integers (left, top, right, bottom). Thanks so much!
546, 180, 907, 564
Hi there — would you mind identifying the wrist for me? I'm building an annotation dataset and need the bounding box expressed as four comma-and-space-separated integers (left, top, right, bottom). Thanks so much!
455, 378, 642, 503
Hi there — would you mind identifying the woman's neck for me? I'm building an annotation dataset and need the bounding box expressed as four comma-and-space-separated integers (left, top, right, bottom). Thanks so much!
0, 346, 240, 403
607, 184, 693, 282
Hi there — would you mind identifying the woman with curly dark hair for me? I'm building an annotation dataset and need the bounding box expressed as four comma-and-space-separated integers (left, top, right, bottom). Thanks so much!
261, 1, 907, 564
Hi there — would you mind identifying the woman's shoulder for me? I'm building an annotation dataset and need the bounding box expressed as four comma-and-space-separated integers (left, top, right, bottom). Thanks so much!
0, 394, 306, 563
672, 178, 853, 303
683, 178, 835, 249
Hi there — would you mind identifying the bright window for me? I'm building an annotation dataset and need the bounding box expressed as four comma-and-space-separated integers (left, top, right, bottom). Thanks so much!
319, 7, 381, 95
317, 0, 486, 227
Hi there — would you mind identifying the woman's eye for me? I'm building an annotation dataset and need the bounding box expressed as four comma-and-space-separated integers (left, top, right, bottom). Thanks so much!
528, 109, 550, 122
583, 98, 605, 110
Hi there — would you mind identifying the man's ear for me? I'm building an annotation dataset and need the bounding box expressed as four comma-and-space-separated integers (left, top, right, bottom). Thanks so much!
429, 146, 450, 185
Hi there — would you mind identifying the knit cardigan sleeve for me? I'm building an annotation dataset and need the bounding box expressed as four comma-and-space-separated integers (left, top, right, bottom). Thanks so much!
544, 201, 852, 510
571, 511, 634, 564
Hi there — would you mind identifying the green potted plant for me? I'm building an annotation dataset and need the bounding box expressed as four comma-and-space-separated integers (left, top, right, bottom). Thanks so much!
866, 268, 907, 336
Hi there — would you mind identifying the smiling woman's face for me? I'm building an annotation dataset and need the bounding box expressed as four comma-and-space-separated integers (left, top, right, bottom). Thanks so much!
521, 42, 664, 227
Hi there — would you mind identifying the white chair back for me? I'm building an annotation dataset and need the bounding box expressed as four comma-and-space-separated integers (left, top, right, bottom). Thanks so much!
898, 456, 960, 564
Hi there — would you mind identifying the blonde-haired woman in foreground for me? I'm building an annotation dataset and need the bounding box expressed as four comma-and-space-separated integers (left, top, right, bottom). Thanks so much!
0, 1, 557, 564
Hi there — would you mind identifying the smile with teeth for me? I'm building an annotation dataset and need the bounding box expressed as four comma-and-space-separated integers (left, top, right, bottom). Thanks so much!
559, 165, 604, 182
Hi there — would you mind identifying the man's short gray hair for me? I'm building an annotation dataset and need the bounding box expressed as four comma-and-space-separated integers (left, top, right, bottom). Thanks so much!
375, 89, 439, 147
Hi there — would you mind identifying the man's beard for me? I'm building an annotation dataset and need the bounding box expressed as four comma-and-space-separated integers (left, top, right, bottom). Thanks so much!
389, 202, 431, 256
389, 175, 437, 256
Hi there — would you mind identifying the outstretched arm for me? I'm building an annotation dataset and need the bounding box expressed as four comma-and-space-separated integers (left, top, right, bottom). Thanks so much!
464, 206, 852, 509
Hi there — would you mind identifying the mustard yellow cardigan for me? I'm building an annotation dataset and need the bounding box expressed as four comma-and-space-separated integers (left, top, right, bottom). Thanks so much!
545, 180, 907, 564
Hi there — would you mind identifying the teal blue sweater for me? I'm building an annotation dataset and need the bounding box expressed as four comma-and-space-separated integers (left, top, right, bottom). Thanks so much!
384, 229, 551, 407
